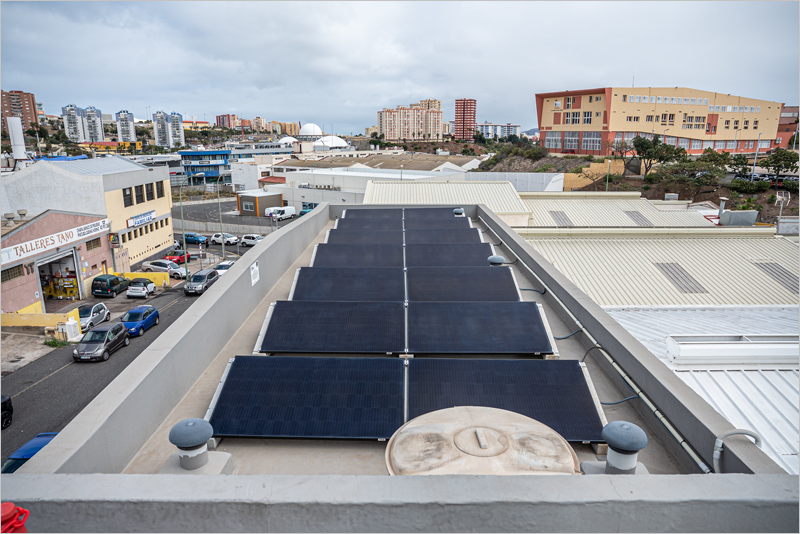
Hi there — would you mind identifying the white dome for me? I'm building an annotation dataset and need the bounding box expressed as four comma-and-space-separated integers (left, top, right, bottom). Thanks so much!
278, 136, 298, 143
298, 123, 323, 136
313, 135, 348, 148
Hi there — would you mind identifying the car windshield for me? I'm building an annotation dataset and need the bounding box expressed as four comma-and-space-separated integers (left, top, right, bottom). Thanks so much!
223, 233, 234, 238
1, 458, 28, 474
167, 262, 180, 269
130, 280, 146, 287
78, 306, 92, 318
121, 312, 143, 322
191, 274, 206, 283
82, 330, 107, 342
215, 263, 231, 270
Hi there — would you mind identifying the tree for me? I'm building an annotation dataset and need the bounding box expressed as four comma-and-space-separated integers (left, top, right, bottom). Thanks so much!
758, 148, 799, 176
656, 160, 725, 201
632, 134, 684, 180
507, 134, 520, 144
730, 154, 751, 177
697, 147, 731, 168
474, 131, 487, 145
606, 139, 636, 175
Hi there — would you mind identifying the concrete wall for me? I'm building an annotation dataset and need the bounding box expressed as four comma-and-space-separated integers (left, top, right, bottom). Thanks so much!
465, 172, 564, 192
1, 163, 107, 217
776, 216, 799, 236
264, 185, 362, 213
1, 308, 80, 329
177, 219, 274, 236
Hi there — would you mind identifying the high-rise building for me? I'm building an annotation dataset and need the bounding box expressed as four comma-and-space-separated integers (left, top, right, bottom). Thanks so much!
169, 112, 185, 147
535, 87, 791, 155
476, 122, 522, 139
252, 117, 267, 132
153, 111, 185, 148
216, 114, 236, 128
240, 119, 252, 130
84, 106, 105, 142
377, 101, 443, 141
454, 98, 477, 140
115, 110, 137, 142
2, 90, 39, 132
36, 102, 45, 122
62, 104, 89, 143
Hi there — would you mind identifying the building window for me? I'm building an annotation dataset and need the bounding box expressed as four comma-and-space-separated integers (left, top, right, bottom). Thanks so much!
135, 185, 145, 204
702, 99, 708, 105
715, 141, 726, 149
662, 114, 668, 122
565, 96, 573, 109
775, 138, 782, 145
727, 140, 738, 149
622, 95, 627, 103
635, 95, 641, 103
122, 234, 127, 243
123, 188, 133, 207
149, 223, 154, 232
242, 201, 254, 211
655, 115, 660, 122
156, 181, 165, 198
581, 131, 601, 151
626, 116, 632, 122
544, 131, 561, 149
1, 265, 24, 283
588, 96, 593, 103
758, 140, 770, 149
583, 111, 592, 124
744, 120, 749, 129
678, 138, 690, 149
571, 112, 580, 124
145, 183, 155, 201
596, 112, 601, 117
665, 136, 677, 146
687, 116, 693, 123
671, 97, 676, 104
733, 120, 739, 129
564, 131, 579, 150
165, 217, 169, 226
677, 98, 683, 104
704, 141, 714, 149
648, 96, 654, 103
596, 96, 601, 102
86, 237, 101, 251
668, 114, 675, 123
753, 120, 758, 130
657, 96, 662, 104
756, 106, 761, 113
646, 115, 653, 122
144, 225, 149, 234
691, 139, 703, 150
633, 116, 639, 122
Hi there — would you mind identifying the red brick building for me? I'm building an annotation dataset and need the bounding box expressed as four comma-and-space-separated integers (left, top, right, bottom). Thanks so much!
454, 98, 477, 140
2, 90, 39, 132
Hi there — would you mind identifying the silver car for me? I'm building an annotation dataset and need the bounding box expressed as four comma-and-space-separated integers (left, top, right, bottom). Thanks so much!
77, 303, 110, 331
141, 259, 186, 279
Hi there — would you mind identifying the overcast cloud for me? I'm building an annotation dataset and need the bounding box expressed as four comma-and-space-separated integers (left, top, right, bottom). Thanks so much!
2, 1, 798, 134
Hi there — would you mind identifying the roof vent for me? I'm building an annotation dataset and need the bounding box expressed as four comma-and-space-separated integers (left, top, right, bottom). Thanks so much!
581, 421, 649, 475
16, 210, 26, 221
453, 208, 465, 217
3, 213, 16, 226
488, 255, 506, 266
168, 418, 214, 470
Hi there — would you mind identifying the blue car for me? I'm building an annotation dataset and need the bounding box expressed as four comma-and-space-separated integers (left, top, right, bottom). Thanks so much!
119, 305, 160, 337
1, 432, 58, 473
183, 232, 207, 245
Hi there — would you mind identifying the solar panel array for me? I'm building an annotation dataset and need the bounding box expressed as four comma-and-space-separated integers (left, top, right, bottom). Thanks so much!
208, 207, 606, 444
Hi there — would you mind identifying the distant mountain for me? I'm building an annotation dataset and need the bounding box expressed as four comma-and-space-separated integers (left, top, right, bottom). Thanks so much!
523, 128, 539, 136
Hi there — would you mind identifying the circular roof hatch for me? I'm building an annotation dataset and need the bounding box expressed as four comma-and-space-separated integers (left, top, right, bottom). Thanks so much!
385, 406, 580, 476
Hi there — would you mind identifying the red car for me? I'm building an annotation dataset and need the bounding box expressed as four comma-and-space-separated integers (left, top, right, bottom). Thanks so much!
165, 249, 191, 264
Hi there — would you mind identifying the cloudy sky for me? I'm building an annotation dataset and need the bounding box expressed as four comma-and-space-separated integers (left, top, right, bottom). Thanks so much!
2, 1, 798, 134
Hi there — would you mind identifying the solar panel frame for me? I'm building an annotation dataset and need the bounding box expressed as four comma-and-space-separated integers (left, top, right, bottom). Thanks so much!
344, 208, 403, 219
335, 219, 403, 231
405, 244, 495, 267
404, 228, 482, 245
407, 359, 604, 442
403, 207, 464, 219
209, 356, 405, 439
292, 267, 405, 302
311, 244, 404, 267
407, 267, 520, 301
407, 301, 553, 354
326, 230, 404, 245
402, 218, 472, 230
260, 301, 405, 353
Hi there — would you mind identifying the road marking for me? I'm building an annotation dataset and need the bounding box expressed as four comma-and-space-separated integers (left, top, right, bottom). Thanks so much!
11, 360, 74, 399
160, 298, 180, 312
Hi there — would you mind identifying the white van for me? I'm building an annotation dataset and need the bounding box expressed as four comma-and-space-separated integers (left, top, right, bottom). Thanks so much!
273, 207, 296, 221
264, 207, 280, 217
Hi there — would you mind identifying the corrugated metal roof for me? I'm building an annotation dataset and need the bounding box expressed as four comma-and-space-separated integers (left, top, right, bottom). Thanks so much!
47, 156, 148, 175
364, 181, 530, 215
525, 237, 800, 305
606, 306, 799, 474
523, 197, 715, 227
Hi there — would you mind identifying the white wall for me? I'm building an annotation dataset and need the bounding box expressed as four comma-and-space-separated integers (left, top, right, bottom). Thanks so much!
230, 163, 268, 191
1, 164, 107, 217
263, 185, 363, 212
465, 172, 564, 192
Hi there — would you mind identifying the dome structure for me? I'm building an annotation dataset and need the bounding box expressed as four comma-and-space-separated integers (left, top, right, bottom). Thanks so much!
313, 135, 348, 150
278, 136, 298, 144
298, 123, 323, 137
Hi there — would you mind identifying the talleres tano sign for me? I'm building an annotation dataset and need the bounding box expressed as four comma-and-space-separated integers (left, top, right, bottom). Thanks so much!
1, 219, 110, 265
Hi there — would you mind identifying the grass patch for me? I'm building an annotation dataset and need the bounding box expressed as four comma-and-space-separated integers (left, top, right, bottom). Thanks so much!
44, 338, 69, 348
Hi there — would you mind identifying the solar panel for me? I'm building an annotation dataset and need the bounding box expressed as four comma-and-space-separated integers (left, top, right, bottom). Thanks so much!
327, 230, 404, 245
407, 267, 519, 301
405, 244, 494, 267
335, 219, 403, 231
344, 208, 403, 219
404, 229, 481, 244
407, 302, 553, 354
260, 301, 405, 353
403, 207, 463, 219
403, 218, 471, 230
209, 356, 405, 439
292, 267, 405, 301
407, 359, 604, 442
312, 244, 404, 267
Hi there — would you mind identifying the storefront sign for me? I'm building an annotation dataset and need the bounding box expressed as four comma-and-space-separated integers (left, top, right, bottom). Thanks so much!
1, 219, 109, 265
126, 210, 157, 228
108, 233, 122, 248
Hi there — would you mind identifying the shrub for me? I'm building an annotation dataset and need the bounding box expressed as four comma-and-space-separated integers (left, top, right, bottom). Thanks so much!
583, 155, 594, 162
785, 180, 799, 194
44, 338, 69, 348
536, 164, 556, 172
644, 173, 660, 184
568, 166, 586, 174
642, 185, 651, 191
729, 178, 770, 194
563, 155, 578, 159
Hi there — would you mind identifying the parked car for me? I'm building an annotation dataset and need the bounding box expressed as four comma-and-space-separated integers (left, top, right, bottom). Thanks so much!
298, 209, 312, 217
183, 232, 208, 245
78, 303, 110, 331
2, 395, 13, 430
240, 234, 264, 247
165, 250, 191, 264
272, 207, 296, 221
120, 305, 160, 337
73, 323, 130, 362
264, 207, 280, 217
210, 233, 239, 246
184, 268, 220, 296
142, 260, 186, 279
127, 278, 156, 298
1, 432, 58, 473
214, 260, 235, 275
91, 274, 131, 298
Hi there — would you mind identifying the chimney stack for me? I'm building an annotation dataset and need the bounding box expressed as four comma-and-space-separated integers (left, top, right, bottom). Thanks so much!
16, 210, 27, 221
718, 197, 729, 219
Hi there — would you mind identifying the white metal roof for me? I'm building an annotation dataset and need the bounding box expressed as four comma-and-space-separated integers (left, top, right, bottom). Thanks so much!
364, 181, 531, 215
47, 155, 148, 175
606, 306, 799, 474
525, 237, 800, 306
522, 196, 715, 227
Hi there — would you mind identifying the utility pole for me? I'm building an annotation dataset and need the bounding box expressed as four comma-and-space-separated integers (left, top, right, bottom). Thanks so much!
217, 186, 225, 260
179, 176, 190, 280
752, 132, 763, 179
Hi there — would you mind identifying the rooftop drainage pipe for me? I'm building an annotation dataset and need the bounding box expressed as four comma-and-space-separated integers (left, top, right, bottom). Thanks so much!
714, 429, 762, 474
478, 215, 712, 474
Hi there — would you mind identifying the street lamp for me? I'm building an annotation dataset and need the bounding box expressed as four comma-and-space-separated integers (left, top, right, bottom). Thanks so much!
217, 176, 226, 260
179, 172, 200, 281
751, 132, 763, 179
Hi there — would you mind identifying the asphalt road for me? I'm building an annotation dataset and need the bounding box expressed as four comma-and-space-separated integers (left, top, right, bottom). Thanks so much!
171, 201, 301, 232
1, 287, 197, 464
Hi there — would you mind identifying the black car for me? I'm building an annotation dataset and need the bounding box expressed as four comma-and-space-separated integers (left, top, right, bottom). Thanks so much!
73, 323, 130, 361
184, 268, 219, 296
1, 395, 12, 430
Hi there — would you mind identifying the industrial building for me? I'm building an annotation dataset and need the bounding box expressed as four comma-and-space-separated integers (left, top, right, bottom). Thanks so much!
536, 87, 791, 155
179, 142, 293, 184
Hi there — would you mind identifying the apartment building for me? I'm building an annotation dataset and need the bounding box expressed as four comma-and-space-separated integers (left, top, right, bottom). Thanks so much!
365, 125, 378, 137
476, 122, 522, 139
779, 105, 798, 137
61, 104, 89, 143
152, 111, 185, 148
536, 87, 790, 156
240, 119, 252, 130
216, 114, 237, 128
85, 107, 105, 142
252, 117, 267, 132
2, 90, 38, 132
115, 110, 136, 142
182, 120, 211, 131
454, 98, 477, 140
377, 101, 443, 141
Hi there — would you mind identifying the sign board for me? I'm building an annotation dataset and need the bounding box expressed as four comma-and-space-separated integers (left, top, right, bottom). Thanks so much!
126, 210, 158, 228
108, 233, 121, 249
1, 218, 109, 265
554, 101, 561, 108
250, 260, 259, 286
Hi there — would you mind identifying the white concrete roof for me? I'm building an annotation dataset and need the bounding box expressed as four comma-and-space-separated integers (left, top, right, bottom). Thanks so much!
313, 136, 348, 148
47, 155, 148, 175
298, 123, 322, 136
364, 181, 531, 215
278, 136, 298, 143
524, 236, 800, 306
606, 306, 799, 474
521, 195, 715, 227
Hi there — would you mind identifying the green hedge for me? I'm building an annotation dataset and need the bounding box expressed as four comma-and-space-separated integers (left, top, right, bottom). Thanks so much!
785, 180, 799, 193
729, 179, 770, 194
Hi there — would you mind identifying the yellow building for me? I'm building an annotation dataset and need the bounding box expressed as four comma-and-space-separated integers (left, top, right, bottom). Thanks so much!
182, 121, 212, 131
536, 87, 789, 156
80, 141, 143, 154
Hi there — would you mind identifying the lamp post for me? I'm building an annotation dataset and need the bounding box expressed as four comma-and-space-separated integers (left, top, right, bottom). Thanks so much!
400, 164, 403, 182
751, 132, 763, 179
179, 173, 196, 281
217, 177, 225, 260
